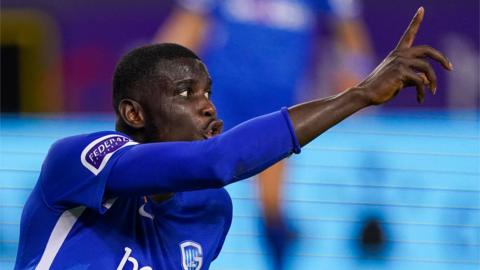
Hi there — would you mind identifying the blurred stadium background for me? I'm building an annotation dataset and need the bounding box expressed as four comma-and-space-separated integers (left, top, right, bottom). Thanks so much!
1, 0, 479, 269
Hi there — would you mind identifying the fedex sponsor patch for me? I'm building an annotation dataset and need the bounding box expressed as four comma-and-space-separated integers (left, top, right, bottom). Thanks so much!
80, 134, 137, 175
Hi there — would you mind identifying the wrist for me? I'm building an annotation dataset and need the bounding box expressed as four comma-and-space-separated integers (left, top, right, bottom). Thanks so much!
344, 86, 372, 108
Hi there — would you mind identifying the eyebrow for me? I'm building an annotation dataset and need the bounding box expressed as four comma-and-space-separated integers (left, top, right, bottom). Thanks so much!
173, 78, 194, 85
173, 78, 212, 87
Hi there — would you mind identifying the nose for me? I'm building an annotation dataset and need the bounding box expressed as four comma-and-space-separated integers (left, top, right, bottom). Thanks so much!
201, 99, 216, 118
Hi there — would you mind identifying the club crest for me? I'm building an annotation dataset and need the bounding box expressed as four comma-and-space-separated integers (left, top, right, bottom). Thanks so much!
180, 241, 203, 270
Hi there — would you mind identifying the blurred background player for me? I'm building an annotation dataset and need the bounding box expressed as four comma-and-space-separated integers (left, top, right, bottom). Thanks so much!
155, 1, 373, 268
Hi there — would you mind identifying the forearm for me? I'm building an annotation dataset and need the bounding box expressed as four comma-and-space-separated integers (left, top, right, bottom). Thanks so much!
288, 87, 370, 146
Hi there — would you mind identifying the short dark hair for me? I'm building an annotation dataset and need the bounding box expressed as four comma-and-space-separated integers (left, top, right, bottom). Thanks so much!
112, 43, 200, 113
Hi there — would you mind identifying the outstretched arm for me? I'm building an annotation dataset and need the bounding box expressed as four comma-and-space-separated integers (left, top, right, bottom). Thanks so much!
107, 110, 299, 196
289, 7, 452, 146
106, 8, 451, 198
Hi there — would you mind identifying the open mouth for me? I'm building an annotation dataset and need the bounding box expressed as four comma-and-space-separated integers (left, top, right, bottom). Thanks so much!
203, 120, 223, 139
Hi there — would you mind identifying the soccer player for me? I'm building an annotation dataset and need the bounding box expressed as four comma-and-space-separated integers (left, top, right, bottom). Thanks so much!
15, 8, 451, 269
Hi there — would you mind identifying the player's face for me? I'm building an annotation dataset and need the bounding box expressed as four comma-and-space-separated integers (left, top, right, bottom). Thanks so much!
143, 58, 223, 142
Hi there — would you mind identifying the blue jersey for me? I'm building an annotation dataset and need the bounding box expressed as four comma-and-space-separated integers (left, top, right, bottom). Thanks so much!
15, 109, 301, 269
177, 0, 360, 127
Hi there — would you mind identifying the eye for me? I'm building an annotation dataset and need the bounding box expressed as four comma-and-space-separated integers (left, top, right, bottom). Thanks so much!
179, 90, 189, 97
204, 92, 210, 99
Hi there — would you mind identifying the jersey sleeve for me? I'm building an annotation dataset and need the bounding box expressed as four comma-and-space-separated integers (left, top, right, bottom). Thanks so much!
38, 131, 137, 213
106, 108, 301, 196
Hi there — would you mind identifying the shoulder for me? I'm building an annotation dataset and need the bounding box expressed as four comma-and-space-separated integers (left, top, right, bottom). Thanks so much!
46, 131, 137, 175
37, 131, 138, 210
50, 131, 132, 153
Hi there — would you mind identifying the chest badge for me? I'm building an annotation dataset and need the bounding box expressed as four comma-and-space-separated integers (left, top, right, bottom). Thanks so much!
180, 241, 203, 270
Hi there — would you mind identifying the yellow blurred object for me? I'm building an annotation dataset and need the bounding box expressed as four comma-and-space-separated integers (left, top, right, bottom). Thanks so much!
1, 9, 63, 112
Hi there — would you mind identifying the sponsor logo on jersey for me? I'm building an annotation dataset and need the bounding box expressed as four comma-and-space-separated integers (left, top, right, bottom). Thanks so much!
138, 203, 154, 220
81, 134, 137, 175
180, 241, 203, 270
117, 247, 152, 270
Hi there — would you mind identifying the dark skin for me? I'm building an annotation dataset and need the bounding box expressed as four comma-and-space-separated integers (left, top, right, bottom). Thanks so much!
116, 58, 222, 143
117, 8, 452, 203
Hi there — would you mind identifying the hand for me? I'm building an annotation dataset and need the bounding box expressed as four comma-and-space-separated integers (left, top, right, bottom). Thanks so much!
357, 7, 453, 105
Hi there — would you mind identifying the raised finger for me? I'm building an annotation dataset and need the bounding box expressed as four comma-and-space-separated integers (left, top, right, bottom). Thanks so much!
396, 7, 425, 49
403, 69, 426, 104
407, 45, 453, 70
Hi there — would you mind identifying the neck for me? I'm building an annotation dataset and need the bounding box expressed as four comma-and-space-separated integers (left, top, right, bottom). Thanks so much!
115, 119, 173, 203
115, 121, 146, 143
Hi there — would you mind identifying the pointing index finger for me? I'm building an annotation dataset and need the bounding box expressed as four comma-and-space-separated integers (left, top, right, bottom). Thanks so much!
396, 7, 425, 49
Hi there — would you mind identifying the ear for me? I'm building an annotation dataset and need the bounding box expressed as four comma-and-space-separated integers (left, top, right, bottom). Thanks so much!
118, 99, 145, 129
